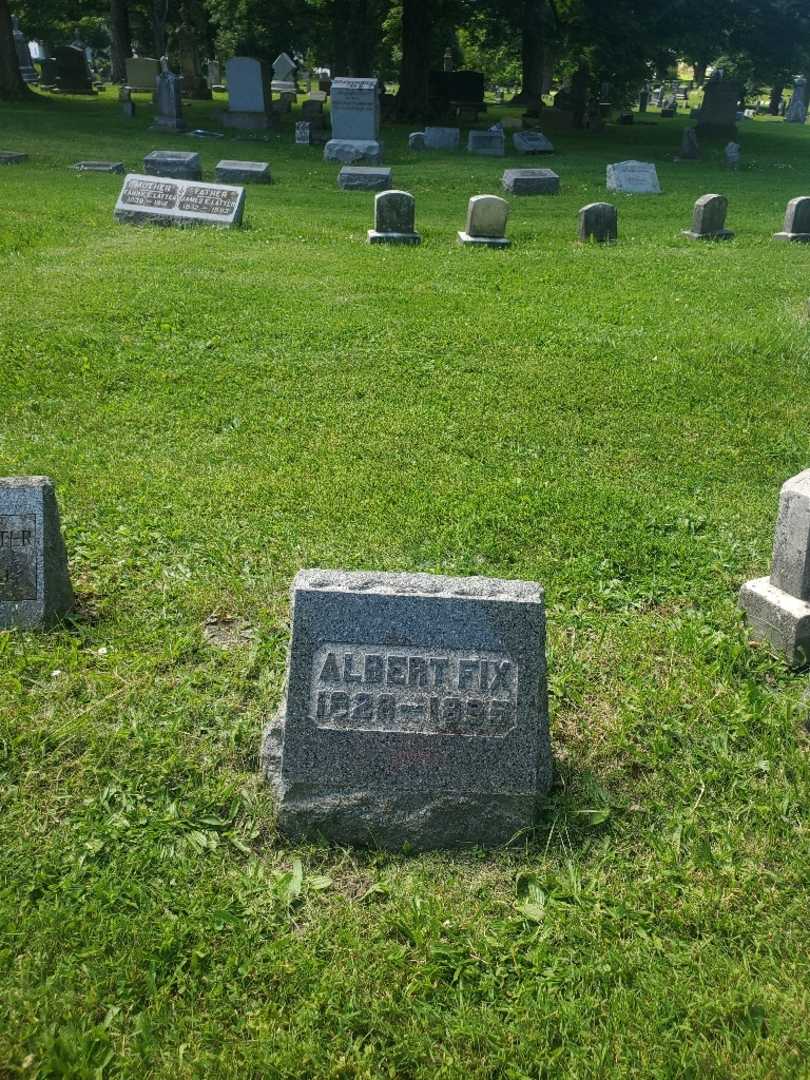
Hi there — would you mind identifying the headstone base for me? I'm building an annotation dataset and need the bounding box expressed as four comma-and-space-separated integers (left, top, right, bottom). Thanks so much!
223, 110, 272, 129
682, 228, 734, 240
367, 229, 421, 245
457, 231, 510, 248
324, 139, 383, 164
773, 231, 810, 243
739, 576, 810, 666
0, 152, 27, 165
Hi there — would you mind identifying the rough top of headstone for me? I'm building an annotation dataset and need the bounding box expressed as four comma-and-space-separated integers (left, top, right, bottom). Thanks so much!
0, 475, 52, 489
144, 150, 200, 164
331, 76, 378, 91
294, 567, 542, 602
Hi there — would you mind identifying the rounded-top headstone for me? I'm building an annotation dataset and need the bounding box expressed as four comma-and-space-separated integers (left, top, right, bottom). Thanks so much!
466, 194, 509, 238
374, 189, 415, 234
774, 196, 810, 241
578, 201, 618, 243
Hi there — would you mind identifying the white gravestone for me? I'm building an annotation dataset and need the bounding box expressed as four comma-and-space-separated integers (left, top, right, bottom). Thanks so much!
606, 160, 661, 194
114, 174, 245, 228
324, 77, 382, 164
739, 470, 810, 664
458, 194, 510, 248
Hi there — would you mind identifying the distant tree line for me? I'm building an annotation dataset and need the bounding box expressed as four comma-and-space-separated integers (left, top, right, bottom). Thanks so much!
2, 0, 809, 121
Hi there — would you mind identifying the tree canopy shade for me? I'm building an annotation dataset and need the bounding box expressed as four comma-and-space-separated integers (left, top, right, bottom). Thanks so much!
2, 0, 810, 106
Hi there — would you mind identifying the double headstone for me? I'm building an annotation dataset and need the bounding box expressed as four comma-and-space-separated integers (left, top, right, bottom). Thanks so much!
325, 77, 382, 164
785, 77, 807, 124
115, 174, 245, 228
502, 168, 559, 195
225, 57, 271, 129
773, 197, 810, 242
578, 202, 617, 243
1, 477, 73, 629
458, 195, 510, 248
682, 194, 733, 240
606, 160, 661, 194
262, 569, 551, 849
368, 190, 421, 245
153, 58, 185, 132
739, 470, 810, 664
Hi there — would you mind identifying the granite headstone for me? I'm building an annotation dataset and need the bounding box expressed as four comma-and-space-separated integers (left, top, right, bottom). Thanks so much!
325, 77, 382, 163
502, 168, 559, 195
225, 57, 271, 129
143, 149, 201, 180
681, 193, 733, 240
578, 202, 617, 243
114, 174, 245, 227
606, 160, 661, 194
367, 189, 421, 245
458, 194, 510, 248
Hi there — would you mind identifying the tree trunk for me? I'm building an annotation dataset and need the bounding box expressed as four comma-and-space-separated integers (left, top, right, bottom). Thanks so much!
769, 84, 783, 115
110, 0, 130, 83
512, 0, 544, 105
571, 62, 589, 129
693, 62, 707, 86
396, 0, 431, 121
0, 0, 30, 100
331, 0, 350, 76
152, 0, 168, 58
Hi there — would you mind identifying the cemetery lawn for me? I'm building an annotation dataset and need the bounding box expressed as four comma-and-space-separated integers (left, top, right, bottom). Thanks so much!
2, 90, 810, 1079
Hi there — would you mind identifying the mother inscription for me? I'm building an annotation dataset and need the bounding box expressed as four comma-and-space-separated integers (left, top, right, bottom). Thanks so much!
262, 569, 551, 849
114, 174, 245, 227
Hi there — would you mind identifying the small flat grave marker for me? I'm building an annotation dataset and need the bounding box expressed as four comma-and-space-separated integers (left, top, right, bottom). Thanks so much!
114, 174, 245, 227
512, 131, 554, 154
458, 194, 510, 248
0, 476, 73, 629
262, 569, 551, 849
467, 129, 505, 156
0, 151, 27, 165
143, 150, 201, 181
338, 165, 392, 191
502, 168, 559, 195
72, 160, 125, 173
424, 126, 459, 150
215, 159, 270, 184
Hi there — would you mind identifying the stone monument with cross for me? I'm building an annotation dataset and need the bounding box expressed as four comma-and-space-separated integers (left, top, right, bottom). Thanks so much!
740, 470, 810, 665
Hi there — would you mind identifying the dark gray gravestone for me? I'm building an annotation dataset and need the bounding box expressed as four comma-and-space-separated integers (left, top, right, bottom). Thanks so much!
262, 569, 551, 849
682, 193, 734, 240
774, 196, 810, 242
679, 127, 700, 159
408, 131, 426, 150
578, 202, 617, 243
143, 150, 201, 180
215, 159, 270, 184
1, 477, 73, 629
502, 168, 560, 195
153, 60, 186, 131
512, 131, 554, 154
696, 75, 739, 136
114, 174, 245, 227
337, 166, 392, 191
53, 45, 94, 94
367, 189, 421, 245
467, 130, 505, 156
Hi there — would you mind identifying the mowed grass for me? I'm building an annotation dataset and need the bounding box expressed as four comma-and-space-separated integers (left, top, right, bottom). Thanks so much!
1, 88, 810, 1077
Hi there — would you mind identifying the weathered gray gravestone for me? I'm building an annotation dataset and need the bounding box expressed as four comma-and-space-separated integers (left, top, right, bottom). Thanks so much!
126, 56, 160, 91
725, 141, 741, 169
143, 150, 201, 180
368, 189, 421, 245
424, 126, 460, 150
152, 58, 186, 131
739, 470, 810, 664
773, 197, 810, 242
785, 76, 807, 123
72, 161, 125, 173
115, 174, 245, 227
215, 159, 270, 184
408, 131, 426, 150
696, 74, 739, 135
337, 166, 391, 191
53, 45, 94, 94
325, 77, 382, 164
0, 152, 27, 165
678, 127, 700, 160
458, 195, 510, 247
513, 130, 554, 154
467, 129, 505, 156
502, 168, 560, 195
224, 57, 271, 129
261, 569, 551, 849
1, 477, 73, 629
578, 202, 618, 243
682, 194, 734, 240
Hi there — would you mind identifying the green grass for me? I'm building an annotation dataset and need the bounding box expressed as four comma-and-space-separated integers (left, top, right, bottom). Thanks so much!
1, 88, 810, 1078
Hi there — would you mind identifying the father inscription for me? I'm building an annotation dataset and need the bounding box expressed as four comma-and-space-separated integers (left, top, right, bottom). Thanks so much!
262, 569, 551, 849
114, 174, 245, 227
0, 476, 72, 629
